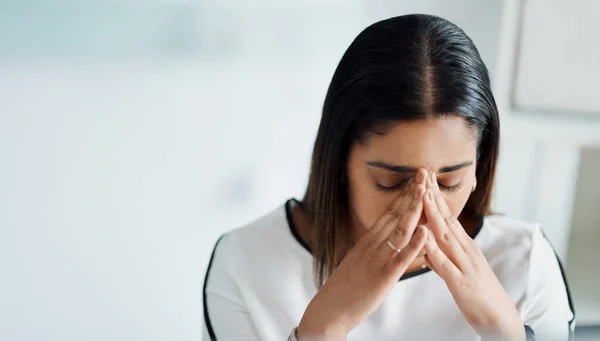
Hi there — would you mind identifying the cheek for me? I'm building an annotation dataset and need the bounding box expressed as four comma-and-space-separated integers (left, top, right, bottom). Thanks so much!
347, 173, 398, 230
347, 182, 473, 230
441, 184, 472, 217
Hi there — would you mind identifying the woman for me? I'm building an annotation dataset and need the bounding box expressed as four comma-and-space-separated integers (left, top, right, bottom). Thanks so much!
202, 14, 574, 341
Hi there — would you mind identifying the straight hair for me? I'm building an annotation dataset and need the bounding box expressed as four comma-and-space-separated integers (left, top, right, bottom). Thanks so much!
303, 14, 500, 287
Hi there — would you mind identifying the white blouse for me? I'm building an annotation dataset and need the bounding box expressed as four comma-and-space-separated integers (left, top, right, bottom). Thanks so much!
202, 200, 574, 341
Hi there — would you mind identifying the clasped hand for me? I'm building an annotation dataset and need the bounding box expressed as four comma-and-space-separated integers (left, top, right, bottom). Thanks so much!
422, 171, 525, 341
297, 169, 526, 341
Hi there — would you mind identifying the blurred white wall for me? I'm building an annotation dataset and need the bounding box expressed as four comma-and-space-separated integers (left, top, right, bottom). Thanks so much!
3, 0, 599, 340
493, 0, 600, 325
567, 148, 600, 326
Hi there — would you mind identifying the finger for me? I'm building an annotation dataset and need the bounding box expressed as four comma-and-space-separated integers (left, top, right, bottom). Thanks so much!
429, 172, 472, 247
424, 254, 435, 271
369, 177, 416, 238
360, 169, 426, 253
423, 230, 461, 280
423, 185, 470, 271
378, 182, 426, 252
376, 169, 428, 251
373, 169, 427, 245
397, 168, 428, 216
359, 188, 409, 250
383, 225, 427, 278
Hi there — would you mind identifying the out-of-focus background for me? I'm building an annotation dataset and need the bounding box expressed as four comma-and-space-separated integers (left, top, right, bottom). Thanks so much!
1, 0, 599, 340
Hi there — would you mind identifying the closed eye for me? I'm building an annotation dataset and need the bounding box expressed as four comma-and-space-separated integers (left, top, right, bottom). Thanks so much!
374, 180, 409, 193
374, 181, 463, 193
439, 182, 462, 193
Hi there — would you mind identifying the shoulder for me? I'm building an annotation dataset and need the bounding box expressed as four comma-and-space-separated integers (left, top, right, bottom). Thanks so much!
482, 214, 540, 238
204, 201, 314, 314
210, 201, 292, 261
480, 216, 575, 337
206, 200, 310, 283
478, 214, 564, 273
476, 214, 556, 293
479, 214, 547, 254
203, 202, 289, 289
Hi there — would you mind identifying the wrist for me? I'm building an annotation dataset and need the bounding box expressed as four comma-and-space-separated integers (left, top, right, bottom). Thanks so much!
297, 319, 348, 341
480, 313, 526, 341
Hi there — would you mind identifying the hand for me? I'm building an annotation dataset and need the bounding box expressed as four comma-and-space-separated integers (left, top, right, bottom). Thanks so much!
297, 169, 429, 341
422, 172, 525, 341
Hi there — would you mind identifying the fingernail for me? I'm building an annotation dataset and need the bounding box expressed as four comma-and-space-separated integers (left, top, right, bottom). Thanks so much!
431, 172, 437, 184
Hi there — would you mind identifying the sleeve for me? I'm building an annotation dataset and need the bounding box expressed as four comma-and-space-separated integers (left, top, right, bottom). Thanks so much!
202, 234, 262, 341
520, 226, 575, 341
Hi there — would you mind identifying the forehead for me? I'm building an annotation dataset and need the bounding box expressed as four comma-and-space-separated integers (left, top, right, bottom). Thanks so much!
356, 116, 477, 167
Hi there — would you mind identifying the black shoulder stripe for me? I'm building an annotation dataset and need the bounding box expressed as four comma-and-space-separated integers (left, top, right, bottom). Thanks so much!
540, 231, 576, 341
203, 235, 225, 341
525, 324, 536, 340
552, 249, 576, 341
285, 199, 312, 253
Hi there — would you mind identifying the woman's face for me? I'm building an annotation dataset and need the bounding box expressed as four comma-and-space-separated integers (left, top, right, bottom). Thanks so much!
346, 116, 478, 232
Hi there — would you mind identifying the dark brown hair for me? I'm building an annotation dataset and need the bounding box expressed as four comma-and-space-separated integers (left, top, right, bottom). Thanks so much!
302, 14, 500, 287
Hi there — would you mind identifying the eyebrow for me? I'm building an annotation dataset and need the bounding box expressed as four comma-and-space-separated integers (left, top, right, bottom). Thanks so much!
366, 160, 473, 174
